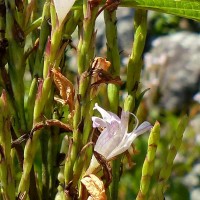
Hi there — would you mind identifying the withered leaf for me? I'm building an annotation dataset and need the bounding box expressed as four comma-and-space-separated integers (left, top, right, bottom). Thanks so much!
94, 151, 112, 188
51, 68, 75, 112
92, 57, 111, 71
81, 174, 107, 200
91, 69, 123, 87
105, 0, 120, 12
29, 119, 73, 138
90, 57, 123, 97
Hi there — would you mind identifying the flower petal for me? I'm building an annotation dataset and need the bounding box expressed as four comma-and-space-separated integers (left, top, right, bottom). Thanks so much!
94, 123, 121, 157
93, 103, 120, 124
107, 121, 152, 159
134, 121, 152, 136
120, 110, 129, 133
53, 0, 76, 25
92, 117, 106, 128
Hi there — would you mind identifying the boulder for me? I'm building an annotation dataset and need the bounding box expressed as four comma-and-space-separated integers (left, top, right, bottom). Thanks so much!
143, 31, 200, 112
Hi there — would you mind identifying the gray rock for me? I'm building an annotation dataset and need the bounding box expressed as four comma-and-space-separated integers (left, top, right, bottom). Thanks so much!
183, 173, 199, 189
191, 188, 200, 200
192, 163, 200, 176
143, 31, 200, 112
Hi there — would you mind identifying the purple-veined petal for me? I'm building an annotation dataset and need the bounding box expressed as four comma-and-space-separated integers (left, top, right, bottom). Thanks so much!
93, 103, 120, 124
124, 121, 152, 147
107, 121, 152, 159
107, 111, 121, 122
94, 123, 121, 157
120, 112, 139, 133
107, 113, 139, 159
120, 110, 129, 133
92, 117, 107, 128
53, 0, 75, 25
134, 121, 152, 136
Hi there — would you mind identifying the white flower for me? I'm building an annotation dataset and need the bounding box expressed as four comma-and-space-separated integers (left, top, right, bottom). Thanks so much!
53, 0, 76, 25
86, 103, 152, 174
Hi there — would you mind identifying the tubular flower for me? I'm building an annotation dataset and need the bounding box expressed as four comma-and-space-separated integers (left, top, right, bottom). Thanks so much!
86, 103, 152, 174
53, 0, 76, 25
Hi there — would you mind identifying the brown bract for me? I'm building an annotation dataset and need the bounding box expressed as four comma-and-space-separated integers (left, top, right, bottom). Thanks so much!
81, 174, 107, 200
92, 57, 111, 71
90, 57, 123, 96
94, 151, 112, 188
51, 68, 75, 112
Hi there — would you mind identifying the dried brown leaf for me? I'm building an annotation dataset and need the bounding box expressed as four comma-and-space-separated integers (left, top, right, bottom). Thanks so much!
94, 151, 112, 188
91, 69, 123, 87
81, 174, 107, 200
51, 68, 75, 111
90, 57, 122, 97
29, 119, 73, 138
91, 57, 122, 86
92, 57, 111, 71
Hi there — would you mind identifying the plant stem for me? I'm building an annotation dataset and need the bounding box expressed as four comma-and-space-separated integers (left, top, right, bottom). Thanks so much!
32, 1, 51, 78
124, 9, 147, 113
104, 8, 120, 200
64, 1, 99, 196
18, 76, 52, 196
41, 129, 50, 200
0, 0, 22, 138
0, 91, 15, 200
5, 0, 27, 132
24, 17, 42, 36
155, 116, 188, 199
136, 122, 160, 200
123, 8, 148, 200
48, 111, 60, 198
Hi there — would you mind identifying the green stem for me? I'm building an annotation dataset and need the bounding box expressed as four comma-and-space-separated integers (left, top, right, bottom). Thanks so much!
124, 9, 147, 113
0, 1, 22, 137
25, 77, 38, 130
136, 122, 160, 200
24, 17, 42, 36
48, 113, 60, 198
33, 1, 51, 78
104, 8, 121, 200
0, 92, 15, 200
77, 2, 98, 74
64, 0, 99, 195
18, 76, 52, 195
41, 129, 50, 200
5, 1, 27, 132
156, 116, 188, 199
65, 10, 83, 37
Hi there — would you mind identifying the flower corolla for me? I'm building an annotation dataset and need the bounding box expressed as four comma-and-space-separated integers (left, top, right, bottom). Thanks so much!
87, 103, 152, 173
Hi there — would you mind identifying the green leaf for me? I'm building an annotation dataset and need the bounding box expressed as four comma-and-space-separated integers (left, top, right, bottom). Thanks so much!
74, 0, 200, 21
122, 0, 200, 21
